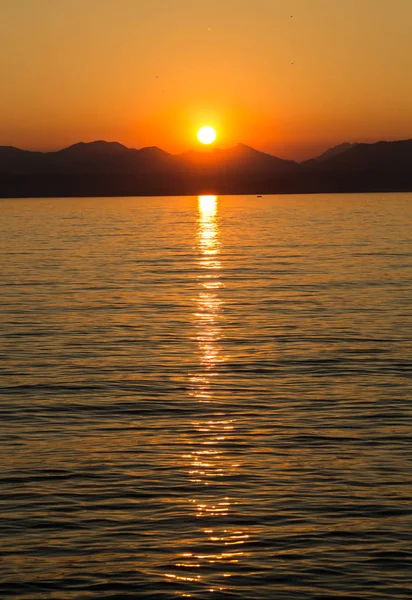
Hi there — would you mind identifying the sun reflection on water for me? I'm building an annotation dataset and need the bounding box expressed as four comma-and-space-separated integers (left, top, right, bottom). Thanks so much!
164, 196, 249, 596
194, 196, 223, 380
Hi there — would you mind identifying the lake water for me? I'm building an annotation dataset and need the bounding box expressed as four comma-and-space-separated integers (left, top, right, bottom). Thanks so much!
1, 193, 411, 599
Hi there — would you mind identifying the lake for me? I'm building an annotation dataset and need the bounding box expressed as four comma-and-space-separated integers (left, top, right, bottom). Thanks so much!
1, 193, 411, 599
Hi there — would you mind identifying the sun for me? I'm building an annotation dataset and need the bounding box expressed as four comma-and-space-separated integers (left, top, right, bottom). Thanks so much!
197, 126, 216, 145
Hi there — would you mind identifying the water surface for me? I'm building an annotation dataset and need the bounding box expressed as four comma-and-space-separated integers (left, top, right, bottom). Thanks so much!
1, 193, 411, 599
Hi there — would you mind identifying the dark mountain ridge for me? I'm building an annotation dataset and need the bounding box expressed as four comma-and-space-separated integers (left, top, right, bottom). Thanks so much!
303, 142, 359, 164
180, 143, 297, 173
1, 138, 412, 197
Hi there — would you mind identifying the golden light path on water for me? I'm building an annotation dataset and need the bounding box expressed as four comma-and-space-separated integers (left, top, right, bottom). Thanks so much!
165, 196, 249, 596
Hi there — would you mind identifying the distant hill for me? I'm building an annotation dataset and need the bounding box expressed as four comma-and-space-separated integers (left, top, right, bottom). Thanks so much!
179, 143, 297, 174
55, 140, 129, 157
1, 138, 412, 197
0, 141, 179, 175
0, 146, 45, 175
309, 139, 412, 172
299, 139, 412, 193
304, 142, 359, 164
175, 143, 299, 194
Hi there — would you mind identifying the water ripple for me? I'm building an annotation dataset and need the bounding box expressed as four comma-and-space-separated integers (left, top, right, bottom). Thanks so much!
0, 193, 411, 599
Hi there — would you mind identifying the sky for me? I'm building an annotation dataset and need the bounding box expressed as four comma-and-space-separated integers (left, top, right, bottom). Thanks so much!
1, 0, 412, 160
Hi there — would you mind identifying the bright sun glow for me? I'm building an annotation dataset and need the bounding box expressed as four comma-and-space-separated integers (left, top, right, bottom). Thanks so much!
199, 195, 217, 217
197, 126, 216, 145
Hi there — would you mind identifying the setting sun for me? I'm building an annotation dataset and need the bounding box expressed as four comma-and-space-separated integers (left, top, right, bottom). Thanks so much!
197, 126, 216, 145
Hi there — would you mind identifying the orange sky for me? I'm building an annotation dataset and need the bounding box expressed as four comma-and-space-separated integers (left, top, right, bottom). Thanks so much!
1, 0, 412, 160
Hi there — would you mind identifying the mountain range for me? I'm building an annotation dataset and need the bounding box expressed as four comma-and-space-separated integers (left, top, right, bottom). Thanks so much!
1, 138, 412, 197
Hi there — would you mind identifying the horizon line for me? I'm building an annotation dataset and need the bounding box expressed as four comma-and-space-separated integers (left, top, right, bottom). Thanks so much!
2, 136, 412, 164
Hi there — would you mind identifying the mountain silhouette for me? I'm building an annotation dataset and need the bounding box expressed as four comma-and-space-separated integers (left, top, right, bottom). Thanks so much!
309, 139, 412, 172
1, 138, 412, 197
300, 139, 412, 192
180, 143, 297, 174
304, 142, 359, 164
56, 140, 128, 157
